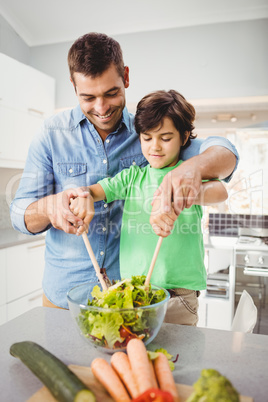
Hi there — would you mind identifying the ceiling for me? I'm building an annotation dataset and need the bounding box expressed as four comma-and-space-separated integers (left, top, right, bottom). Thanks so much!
0, 0, 268, 47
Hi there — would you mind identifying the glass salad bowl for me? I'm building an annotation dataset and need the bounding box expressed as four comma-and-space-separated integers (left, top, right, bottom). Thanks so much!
67, 277, 170, 353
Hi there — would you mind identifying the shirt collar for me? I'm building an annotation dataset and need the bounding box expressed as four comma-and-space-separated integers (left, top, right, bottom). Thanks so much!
72, 104, 131, 134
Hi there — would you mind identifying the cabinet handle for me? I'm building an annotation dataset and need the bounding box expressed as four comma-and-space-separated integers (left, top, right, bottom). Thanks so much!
28, 107, 44, 116
27, 242, 46, 250
28, 292, 43, 302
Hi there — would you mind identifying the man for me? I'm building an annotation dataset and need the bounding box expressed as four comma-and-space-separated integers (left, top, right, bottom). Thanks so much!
10, 32, 238, 309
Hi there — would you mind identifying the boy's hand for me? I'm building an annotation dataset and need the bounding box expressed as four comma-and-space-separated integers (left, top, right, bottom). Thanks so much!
150, 196, 178, 237
70, 195, 95, 235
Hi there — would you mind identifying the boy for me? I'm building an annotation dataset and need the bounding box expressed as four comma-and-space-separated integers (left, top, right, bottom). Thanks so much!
70, 90, 228, 325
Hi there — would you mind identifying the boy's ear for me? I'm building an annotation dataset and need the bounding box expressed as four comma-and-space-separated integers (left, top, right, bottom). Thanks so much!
182, 131, 191, 146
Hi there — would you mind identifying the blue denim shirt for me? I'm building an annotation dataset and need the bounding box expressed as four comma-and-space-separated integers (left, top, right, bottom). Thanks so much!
10, 105, 239, 308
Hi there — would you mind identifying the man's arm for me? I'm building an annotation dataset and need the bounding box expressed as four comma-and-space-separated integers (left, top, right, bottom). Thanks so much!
24, 188, 89, 234
156, 145, 236, 215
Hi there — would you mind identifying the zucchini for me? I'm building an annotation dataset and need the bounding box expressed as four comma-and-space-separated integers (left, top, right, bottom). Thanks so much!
10, 341, 95, 402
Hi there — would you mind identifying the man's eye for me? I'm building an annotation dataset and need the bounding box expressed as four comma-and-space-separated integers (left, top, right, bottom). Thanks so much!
84, 98, 94, 102
106, 91, 118, 97
143, 137, 151, 141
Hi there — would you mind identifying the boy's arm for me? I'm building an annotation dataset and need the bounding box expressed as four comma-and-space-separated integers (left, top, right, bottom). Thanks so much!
195, 181, 228, 205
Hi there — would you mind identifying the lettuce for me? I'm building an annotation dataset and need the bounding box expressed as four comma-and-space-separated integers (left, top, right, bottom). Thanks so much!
77, 275, 166, 349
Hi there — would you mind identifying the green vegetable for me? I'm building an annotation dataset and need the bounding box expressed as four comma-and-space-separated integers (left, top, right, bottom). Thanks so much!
78, 275, 166, 349
186, 369, 240, 402
148, 348, 175, 371
10, 341, 96, 402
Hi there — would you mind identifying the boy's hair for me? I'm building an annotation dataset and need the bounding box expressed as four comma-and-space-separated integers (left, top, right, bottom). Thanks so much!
134, 90, 196, 149
68, 32, 125, 84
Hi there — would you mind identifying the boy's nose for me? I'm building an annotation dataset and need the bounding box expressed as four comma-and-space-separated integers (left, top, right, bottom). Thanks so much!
151, 140, 161, 151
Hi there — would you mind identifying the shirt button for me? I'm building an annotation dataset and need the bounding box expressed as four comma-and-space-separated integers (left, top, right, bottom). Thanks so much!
102, 227, 107, 232
103, 159, 107, 164
103, 203, 108, 208
106, 139, 110, 144
69, 168, 73, 173
100, 251, 104, 256
132, 161, 136, 166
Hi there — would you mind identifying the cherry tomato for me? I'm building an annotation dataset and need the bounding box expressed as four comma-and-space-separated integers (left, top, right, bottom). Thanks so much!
131, 388, 174, 402
120, 326, 130, 338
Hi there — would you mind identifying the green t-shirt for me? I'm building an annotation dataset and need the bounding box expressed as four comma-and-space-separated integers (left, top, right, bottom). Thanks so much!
98, 161, 206, 290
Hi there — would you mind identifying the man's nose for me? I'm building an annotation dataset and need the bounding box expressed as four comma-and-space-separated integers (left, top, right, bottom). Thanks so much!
94, 98, 109, 116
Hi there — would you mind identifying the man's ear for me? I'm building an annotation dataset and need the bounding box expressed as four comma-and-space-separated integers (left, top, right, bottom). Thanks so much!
182, 131, 191, 146
124, 66, 130, 89
70, 77, 77, 93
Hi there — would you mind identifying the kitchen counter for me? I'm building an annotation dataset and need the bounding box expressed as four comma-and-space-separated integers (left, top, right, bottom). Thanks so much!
1, 307, 267, 401
204, 235, 238, 249
0, 228, 45, 249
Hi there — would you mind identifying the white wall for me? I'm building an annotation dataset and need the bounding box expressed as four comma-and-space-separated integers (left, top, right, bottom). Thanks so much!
0, 14, 30, 64
29, 18, 268, 109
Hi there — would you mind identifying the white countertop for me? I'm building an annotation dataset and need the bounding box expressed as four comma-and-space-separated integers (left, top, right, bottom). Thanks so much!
204, 235, 238, 249
1, 307, 267, 402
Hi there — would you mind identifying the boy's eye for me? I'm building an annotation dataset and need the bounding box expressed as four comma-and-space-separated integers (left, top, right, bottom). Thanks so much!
162, 138, 171, 142
142, 136, 151, 141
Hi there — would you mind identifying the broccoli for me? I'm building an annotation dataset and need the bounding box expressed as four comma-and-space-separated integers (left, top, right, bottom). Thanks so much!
186, 369, 240, 402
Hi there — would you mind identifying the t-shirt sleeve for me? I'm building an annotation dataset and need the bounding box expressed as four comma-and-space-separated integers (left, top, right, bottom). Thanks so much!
98, 166, 138, 203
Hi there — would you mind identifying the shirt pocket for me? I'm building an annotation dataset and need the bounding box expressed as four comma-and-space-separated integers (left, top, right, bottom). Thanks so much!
119, 153, 147, 170
57, 162, 87, 189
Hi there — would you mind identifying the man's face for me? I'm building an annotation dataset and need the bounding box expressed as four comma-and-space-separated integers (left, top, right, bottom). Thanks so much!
72, 64, 129, 138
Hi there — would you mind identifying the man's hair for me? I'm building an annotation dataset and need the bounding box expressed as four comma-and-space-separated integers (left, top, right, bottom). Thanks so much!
134, 90, 196, 149
68, 32, 125, 84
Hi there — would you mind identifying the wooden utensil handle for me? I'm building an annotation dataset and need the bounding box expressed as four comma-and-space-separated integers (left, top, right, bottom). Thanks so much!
82, 232, 108, 290
145, 236, 163, 286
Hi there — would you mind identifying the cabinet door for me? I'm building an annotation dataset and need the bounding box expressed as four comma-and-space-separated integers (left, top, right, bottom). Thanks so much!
0, 52, 55, 116
0, 305, 7, 325
206, 300, 232, 330
0, 249, 7, 306
6, 240, 45, 302
0, 104, 43, 167
7, 289, 43, 321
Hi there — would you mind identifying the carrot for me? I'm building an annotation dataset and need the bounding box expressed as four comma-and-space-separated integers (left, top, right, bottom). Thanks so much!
91, 357, 131, 402
153, 352, 180, 402
127, 338, 155, 394
111, 351, 139, 398
149, 359, 158, 389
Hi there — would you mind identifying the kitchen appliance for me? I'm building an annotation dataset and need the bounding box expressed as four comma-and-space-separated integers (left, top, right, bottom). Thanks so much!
206, 270, 229, 298
235, 227, 268, 333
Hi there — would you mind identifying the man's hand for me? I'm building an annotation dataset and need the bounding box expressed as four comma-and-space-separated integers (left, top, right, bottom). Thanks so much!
70, 195, 95, 235
25, 187, 89, 234
152, 146, 237, 217
150, 195, 178, 237
152, 158, 202, 217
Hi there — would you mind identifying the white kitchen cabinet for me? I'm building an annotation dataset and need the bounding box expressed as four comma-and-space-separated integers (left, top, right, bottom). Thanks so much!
0, 239, 46, 322
7, 289, 43, 321
6, 240, 45, 303
0, 105, 43, 166
198, 294, 233, 330
197, 239, 236, 330
0, 249, 7, 325
0, 249, 7, 306
0, 52, 55, 169
0, 53, 55, 115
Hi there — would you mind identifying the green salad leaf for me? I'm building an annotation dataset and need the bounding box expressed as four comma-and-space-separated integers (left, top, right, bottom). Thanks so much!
77, 275, 167, 349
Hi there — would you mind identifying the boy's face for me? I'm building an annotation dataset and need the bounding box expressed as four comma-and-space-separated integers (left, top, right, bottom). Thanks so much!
72, 64, 129, 139
140, 117, 185, 169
